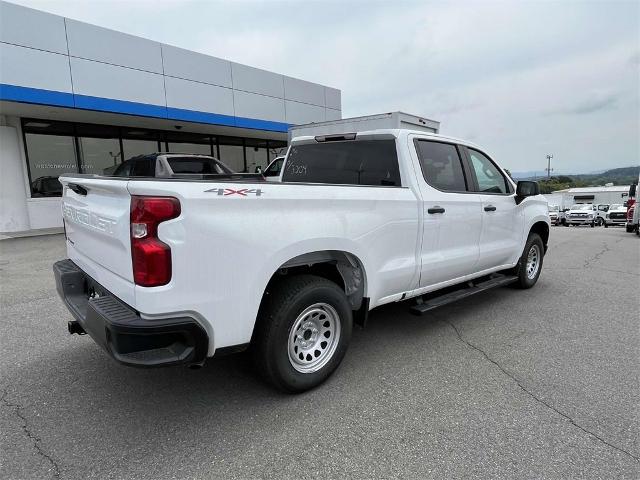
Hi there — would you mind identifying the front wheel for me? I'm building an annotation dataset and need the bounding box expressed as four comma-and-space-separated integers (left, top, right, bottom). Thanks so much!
511, 233, 544, 289
252, 274, 353, 393
604, 223, 609, 228
626, 225, 634, 233
597, 217, 604, 226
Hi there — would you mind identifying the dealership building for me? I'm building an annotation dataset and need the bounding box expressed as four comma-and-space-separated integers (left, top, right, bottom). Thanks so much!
0, 1, 342, 234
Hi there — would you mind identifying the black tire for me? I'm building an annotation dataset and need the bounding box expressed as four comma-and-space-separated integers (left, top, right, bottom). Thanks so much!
590, 222, 595, 228
511, 233, 544, 289
597, 218, 604, 226
604, 223, 609, 228
626, 225, 634, 233
252, 274, 353, 393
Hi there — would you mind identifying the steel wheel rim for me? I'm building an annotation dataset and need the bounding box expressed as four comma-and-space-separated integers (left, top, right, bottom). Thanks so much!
526, 244, 540, 280
288, 303, 341, 373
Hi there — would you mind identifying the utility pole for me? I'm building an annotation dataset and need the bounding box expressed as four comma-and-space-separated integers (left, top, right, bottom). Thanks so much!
546, 154, 553, 179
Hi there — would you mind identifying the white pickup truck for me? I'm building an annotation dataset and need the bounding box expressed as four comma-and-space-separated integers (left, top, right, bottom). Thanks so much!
54, 129, 549, 392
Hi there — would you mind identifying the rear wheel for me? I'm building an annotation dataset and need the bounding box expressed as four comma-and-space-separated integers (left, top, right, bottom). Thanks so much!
626, 225, 634, 233
252, 275, 353, 393
511, 233, 544, 289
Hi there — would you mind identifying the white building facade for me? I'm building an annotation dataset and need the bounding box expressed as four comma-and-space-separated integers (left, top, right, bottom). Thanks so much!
0, 1, 341, 233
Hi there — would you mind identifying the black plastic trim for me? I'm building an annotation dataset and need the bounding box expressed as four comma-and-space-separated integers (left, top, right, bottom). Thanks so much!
53, 259, 208, 368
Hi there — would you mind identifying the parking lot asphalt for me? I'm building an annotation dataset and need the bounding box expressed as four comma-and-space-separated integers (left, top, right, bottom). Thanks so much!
1, 226, 638, 479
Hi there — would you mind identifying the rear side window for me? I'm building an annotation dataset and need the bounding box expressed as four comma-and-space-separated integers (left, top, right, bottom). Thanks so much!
468, 149, 510, 194
112, 160, 133, 177
132, 157, 155, 176
415, 140, 467, 192
282, 140, 401, 186
168, 157, 231, 174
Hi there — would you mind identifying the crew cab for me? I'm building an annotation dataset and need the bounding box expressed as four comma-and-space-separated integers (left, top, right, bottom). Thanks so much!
54, 129, 549, 392
565, 204, 596, 227
604, 204, 627, 227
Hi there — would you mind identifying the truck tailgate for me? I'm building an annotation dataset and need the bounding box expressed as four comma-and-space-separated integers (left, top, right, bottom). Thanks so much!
59, 176, 134, 293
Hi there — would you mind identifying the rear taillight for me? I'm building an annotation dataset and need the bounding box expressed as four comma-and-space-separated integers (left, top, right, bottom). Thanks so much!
130, 196, 181, 287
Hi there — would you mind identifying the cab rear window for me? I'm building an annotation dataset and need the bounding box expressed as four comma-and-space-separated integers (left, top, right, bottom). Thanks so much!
282, 140, 401, 186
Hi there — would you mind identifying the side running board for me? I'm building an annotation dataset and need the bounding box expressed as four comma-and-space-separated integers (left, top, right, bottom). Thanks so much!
410, 274, 518, 316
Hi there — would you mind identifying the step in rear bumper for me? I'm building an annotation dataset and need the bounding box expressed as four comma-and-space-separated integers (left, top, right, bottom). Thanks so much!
53, 259, 208, 367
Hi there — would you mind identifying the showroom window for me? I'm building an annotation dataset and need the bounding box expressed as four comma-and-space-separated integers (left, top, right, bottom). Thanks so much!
218, 137, 245, 172
268, 141, 288, 162
166, 132, 213, 156
245, 138, 269, 173
76, 124, 122, 175
24, 133, 77, 197
122, 129, 162, 160
21, 118, 286, 185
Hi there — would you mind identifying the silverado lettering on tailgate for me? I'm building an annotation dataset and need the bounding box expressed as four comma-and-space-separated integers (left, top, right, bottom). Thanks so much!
62, 203, 117, 235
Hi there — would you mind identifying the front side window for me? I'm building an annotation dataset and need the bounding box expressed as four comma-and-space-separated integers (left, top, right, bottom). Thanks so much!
414, 140, 467, 192
283, 140, 401, 186
468, 149, 509, 194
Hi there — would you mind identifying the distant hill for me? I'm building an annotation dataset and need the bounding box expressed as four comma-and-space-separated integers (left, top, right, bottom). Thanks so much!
512, 166, 639, 194
513, 166, 638, 183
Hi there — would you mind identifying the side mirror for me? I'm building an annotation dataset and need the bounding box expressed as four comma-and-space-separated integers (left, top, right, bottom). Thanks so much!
516, 180, 539, 197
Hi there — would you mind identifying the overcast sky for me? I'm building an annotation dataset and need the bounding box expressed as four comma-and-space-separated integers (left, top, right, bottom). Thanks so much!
10, 0, 640, 174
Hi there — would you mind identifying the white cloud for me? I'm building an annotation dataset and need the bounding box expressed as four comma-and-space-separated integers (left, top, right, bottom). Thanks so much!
7, 0, 640, 173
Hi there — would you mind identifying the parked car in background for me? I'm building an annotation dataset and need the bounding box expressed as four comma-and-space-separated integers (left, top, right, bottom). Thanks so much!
594, 204, 610, 226
627, 203, 637, 233
109, 153, 236, 178
54, 129, 549, 392
263, 155, 286, 182
31, 176, 63, 197
548, 205, 560, 225
626, 181, 638, 234
565, 204, 596, 227
604, 204, 627, 228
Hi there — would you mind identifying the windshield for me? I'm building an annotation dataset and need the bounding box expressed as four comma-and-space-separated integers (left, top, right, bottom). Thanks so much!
571, 204, 593, 210
609, 204, 623, 210
548, 205, 559, 212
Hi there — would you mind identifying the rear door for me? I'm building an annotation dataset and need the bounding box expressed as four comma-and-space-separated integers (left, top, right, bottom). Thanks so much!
411, 137, 483, 287
462, 147, 523, 270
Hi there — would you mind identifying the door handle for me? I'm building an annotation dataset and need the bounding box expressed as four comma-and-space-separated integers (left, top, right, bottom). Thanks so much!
484, 205, 496, 212
427, 206, 445, 214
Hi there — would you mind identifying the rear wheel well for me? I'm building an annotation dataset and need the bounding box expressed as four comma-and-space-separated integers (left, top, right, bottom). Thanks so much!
264, 251, 367, 312
530, 221, 549, 251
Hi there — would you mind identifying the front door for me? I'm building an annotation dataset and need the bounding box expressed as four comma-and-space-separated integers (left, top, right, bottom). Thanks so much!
464, 147, 523, 270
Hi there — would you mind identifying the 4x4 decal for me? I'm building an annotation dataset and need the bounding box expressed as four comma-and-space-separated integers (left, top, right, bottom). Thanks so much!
205, 188, 263, 196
